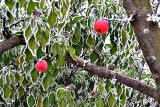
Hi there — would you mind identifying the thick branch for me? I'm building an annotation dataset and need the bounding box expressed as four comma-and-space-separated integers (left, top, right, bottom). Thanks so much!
66, 53, 158, 101
0, 31, 159, 103
0, 36, 158, 101
123, 0, 160, 102
0, 35, 25, 53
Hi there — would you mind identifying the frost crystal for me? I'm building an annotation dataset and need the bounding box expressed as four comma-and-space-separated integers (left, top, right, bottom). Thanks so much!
143, 29, 150, 33
146, 14, 160, 28
83, 60, 90, 67
111, 78, 117, 84
146, 14, 160, 22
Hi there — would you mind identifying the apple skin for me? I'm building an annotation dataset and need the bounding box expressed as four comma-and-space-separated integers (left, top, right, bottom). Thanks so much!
94, 19, 109, 35
35, 60, 48, 73
91, 91, 96, 97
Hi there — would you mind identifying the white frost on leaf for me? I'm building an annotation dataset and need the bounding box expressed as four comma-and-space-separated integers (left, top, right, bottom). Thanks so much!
111, 78, 117, 84
146, 14, 160, 22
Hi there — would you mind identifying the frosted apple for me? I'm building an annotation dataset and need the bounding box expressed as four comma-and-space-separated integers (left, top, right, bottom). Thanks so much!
94, 19, 109, 35
35, 60, 48, 73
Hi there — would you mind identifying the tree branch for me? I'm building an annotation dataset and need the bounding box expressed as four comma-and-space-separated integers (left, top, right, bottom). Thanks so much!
0, 36, 158, 101
0, 0, 159, 102
123, 0, 160, 102
65, 53, 158, 101
0, 35, 25, 53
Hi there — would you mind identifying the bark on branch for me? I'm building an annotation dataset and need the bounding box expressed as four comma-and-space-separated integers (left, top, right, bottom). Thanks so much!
66, 53, 158, 101
0, 0, 160, 102
0, 35, 25, 53
0, 35, 158, 101
123, 0, 160, 102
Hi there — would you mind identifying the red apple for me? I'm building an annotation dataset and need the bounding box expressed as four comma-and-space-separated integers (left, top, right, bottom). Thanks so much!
94, 19, 109, 35
91, 91, 96, 97
35, 60, 48, 73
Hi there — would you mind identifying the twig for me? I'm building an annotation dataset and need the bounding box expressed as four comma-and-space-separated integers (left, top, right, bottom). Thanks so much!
65, 69, 77, 86
3, 17, 6, 29
103, 10, 137, 22
8, 19, 25, 28
80, 48, 87, 58
2, 17, 12, 39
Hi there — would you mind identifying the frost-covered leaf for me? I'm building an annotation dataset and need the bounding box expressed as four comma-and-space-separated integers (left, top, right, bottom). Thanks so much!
28, 95, 35, 107
28, 35, 39, 56
42, 72, 53, 90
67, 45, 77, 61
25, 25, 32, 41
48, 10, 57, 28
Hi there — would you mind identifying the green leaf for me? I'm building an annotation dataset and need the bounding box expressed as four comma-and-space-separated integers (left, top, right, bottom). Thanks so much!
51, 42, 59, 57
61, 0, 68, 19
19, 0, 26, 7
73, 16, 84, 23
57, 88, 65, 98
42, 72, 53, 90
28, 35, 39, 56
108, 93, 115, 107
72, 34, 79, 44
25, 25, 32, 41
43, 97, 49, 107
122, 30, 127, 45
3, 84, 10, 99
73, 28, 81, 43
37, 47, 45, 59
15, 72, 20, 82
58, 52, 65, 68
67, 45, 77, 61
22, 77, 29, 87
6, 74, 11, 85
86, 35, 95, 47
96, 97, 104, 107
120, 94, 126, 106
5, 0, 15, 10
53, 68, 59, 78
117, 85, 122, 96
98, 83, 104, 95
40, 0, 45, 8
10, 73, 15, 83
18, 86, 25, 98
105, 79, 111, 92
10, 84, 16, 99
28, 95, 35, 107
65, 0, 71, 6
58, 44, 66, 68
36, 24, 49, 51
31, 68, 39, 82
7, 11, 14, 24
58, 21, 65, 33
49, 92, 57, 106
58, 99, 67, 107
110, 43, 117, 55
36, 95, 43, 107
73, 45, 82, 56
27, 0, 35, 15
25, 48, 34, 63
66, 90, 74, 107
48, 10, 57, 28
86, 4, 95, 16
90, 52, 97, 63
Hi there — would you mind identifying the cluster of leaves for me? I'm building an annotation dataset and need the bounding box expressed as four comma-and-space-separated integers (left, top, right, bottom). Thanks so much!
0, 0, 156, 106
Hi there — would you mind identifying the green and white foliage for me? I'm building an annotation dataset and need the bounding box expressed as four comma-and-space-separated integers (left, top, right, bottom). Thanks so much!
0, 0, 156, 106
